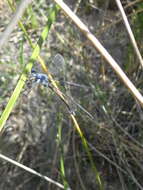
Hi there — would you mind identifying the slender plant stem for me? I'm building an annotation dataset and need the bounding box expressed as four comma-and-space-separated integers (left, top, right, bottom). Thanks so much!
0, 0, 32, 50
115, 0, 143, 67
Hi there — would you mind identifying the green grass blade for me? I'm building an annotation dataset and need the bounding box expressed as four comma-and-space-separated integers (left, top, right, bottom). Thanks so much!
0, 4, 59, 131
71, 115, 104, 190
57, 113, 70, 189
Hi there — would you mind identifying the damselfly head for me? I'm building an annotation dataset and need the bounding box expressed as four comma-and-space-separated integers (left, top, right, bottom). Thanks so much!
31, 68, 37, 74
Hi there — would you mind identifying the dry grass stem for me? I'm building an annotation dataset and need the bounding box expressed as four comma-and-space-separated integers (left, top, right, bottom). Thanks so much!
0, 153, 65, 189
53, 0, 143, 107
115, 0, 143, 67
0, 0, 32, 50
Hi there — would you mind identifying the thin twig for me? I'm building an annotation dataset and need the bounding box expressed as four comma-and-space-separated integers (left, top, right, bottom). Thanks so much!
0, 153, 65, 189
115, 0, 143, 67
88, 142, 127, 175
0, 0, 32, 50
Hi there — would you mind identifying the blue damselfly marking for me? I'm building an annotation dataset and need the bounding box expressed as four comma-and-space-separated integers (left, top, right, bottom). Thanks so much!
31, 69, 49, 87
29, 54, 65, 88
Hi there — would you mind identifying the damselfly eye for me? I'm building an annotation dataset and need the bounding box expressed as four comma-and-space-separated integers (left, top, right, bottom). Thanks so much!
31, 68, 36, 74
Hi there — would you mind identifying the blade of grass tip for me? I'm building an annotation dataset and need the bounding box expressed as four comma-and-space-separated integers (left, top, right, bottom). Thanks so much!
0, 4, 60, 132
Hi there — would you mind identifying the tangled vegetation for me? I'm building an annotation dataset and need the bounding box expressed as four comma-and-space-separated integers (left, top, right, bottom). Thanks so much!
0, 0, 143, 189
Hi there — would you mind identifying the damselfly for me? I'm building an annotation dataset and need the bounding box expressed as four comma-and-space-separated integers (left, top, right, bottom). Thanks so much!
26, 54, 93, 119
